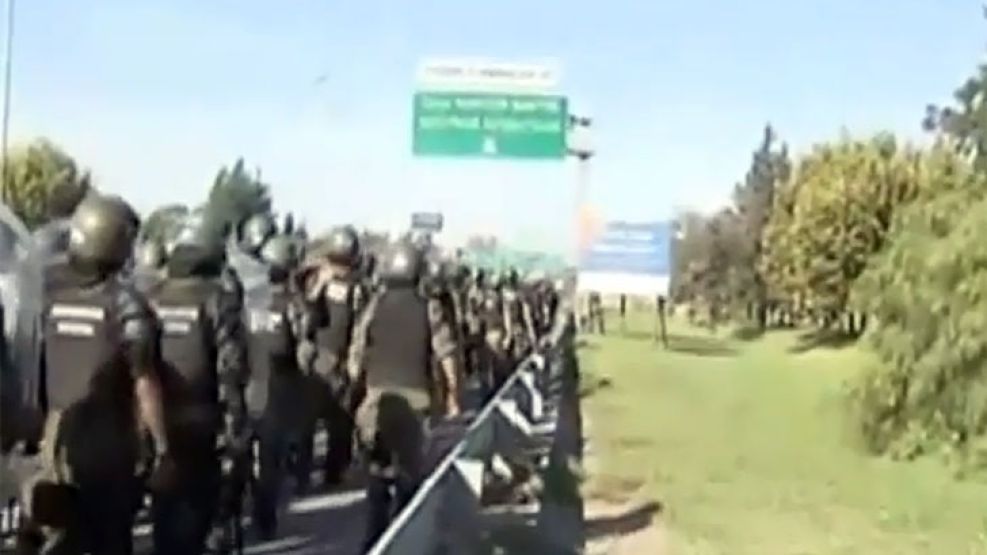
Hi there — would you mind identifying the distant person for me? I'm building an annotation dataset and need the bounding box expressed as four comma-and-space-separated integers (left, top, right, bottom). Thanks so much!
656, 295, 669, 348
619, 294, 627, 333
588, 291, 605, 335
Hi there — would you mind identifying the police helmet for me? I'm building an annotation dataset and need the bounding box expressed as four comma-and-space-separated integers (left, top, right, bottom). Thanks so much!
67, 194, 140, 274
379, 241, 423, 286
135, 239, 166, 270
474, 267, 488, 288
506, 267, 520, 287
260, 234, 299, 273
240, 212, 276, 254
325, 225, 360, 266
167, 212, 226, 268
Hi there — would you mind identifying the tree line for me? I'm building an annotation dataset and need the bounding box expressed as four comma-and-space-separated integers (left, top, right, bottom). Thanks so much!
669, 34, 987, 472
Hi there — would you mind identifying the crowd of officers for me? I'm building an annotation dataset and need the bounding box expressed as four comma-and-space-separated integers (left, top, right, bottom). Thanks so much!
3, 192, 564, 555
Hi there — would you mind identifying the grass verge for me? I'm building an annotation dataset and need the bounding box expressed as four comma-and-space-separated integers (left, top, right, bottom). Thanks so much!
580, 313, 987, 555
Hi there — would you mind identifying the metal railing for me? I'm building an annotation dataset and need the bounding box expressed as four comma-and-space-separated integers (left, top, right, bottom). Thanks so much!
368, 318, 579, 555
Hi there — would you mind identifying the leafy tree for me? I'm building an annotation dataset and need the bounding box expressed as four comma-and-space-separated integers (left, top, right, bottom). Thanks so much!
850, 154, 987, 467
205, 158, 272, 241
732, 125, 791, 328
141, 204, 190, 244
924, 64, 987, 171
2, 139, 91, 229
760, 135, 927, 334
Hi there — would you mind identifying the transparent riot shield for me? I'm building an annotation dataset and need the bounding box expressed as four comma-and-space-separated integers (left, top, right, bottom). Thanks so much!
226, 238, 273, 421
0, 202, 43, 501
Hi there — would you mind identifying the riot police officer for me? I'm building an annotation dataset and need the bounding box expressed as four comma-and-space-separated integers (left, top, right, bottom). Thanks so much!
296, 225, 366, 492
477, 270, 511, 398
501, 268, 537, 364
587, 290, 605, 335
144, 214, 248, 555
347, 240, 460, 551
252, 233, 308, 540
19, 194, 171, 555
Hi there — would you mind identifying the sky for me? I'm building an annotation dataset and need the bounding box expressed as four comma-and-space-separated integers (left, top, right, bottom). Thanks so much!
7, 0, 986, 255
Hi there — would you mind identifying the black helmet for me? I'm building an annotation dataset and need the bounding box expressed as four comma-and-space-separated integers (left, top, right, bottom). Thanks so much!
240, 212, 276, 254
67, 194, 140, 274
379, 241, 423, 286
325, 225, 360, 266
506, 267, 520, 287
167, 212, 226, 269
474, 267, 488, 288
134, 239, 166, 270
259, 234, 299, 274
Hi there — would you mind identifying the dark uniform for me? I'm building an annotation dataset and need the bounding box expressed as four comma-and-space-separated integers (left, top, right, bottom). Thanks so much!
252, 234, 309, 539
477, 272, 512, 398
587, 291, 605, 335
501, 268, 537, 364
145, 216, 248, 555
19, 194, 170, 555
462, 268, 485, 380
347, 241, 460, 551
296, 226, 366, 492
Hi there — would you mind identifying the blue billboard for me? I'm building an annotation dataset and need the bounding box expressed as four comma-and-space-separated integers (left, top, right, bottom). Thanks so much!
580, 221, 672, 275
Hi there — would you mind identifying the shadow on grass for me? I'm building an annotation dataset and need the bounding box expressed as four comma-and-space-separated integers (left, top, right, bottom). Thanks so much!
666, 333, 738, 357
579, 376, 613, 399
585, 500, 663, 542
618, 329, 661, 342
731, 325, 765, 341
486, 499, 662, 554
788, 329, 859, 354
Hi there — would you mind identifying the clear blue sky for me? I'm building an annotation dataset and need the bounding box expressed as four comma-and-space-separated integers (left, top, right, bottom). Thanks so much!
8, 0, 985, 254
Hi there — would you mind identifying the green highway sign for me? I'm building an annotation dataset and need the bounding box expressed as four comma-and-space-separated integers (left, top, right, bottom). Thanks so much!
412, 92, 568, 160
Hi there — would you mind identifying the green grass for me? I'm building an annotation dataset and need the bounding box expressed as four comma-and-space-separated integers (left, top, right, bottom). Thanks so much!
581, 312, 987, 555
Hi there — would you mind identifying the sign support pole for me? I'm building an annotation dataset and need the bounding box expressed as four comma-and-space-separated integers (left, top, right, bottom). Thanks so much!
568, 115, 594, 328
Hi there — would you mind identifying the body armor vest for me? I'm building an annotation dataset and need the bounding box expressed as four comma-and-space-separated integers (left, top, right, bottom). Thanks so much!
44, 279, 129, 413
148, 278, 219, 430
364, 288, 430, 393
265, 283, 295, 371
319, 276, 356, 358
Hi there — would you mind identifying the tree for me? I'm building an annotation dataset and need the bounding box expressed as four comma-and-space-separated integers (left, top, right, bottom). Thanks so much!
141, 204, 190, 244
850, 154, 987, 467
3, 139, 91, 229
732, 125, 791, 328
760, 135, 928, 334
205, 158, 272, 240
924, 62, 987, 172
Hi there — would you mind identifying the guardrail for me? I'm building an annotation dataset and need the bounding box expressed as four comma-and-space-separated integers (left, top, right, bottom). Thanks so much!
368, 316, 580, 555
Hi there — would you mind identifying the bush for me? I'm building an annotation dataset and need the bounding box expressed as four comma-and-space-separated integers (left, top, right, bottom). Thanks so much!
851, 172, 987, 468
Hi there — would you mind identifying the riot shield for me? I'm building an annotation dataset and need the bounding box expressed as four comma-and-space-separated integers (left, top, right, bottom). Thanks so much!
226, 238, 274, 421
0, 202, 43, 501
